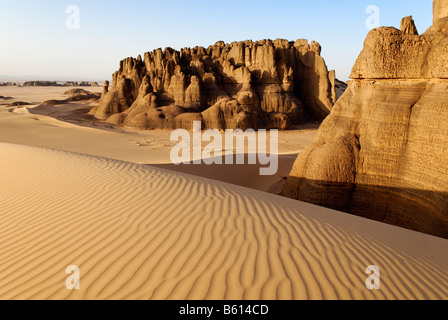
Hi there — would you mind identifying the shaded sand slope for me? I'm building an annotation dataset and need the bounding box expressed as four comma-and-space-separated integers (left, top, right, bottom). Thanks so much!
0, 143, 447, 300
150, 154, 299, 192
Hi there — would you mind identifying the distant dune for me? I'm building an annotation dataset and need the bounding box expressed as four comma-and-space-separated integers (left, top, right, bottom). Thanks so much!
0, 143, 446, 300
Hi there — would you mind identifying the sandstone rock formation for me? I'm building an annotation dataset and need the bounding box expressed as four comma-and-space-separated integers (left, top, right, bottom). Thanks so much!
400, 16, 419, 35
22, 81, 100, 87
23, 81, 59, 87
7, 101, 31, 107
90, 39, 339, 130
42, 89, 101, 106
434, 0, 448, 26
64, 88, 95, 97
64, 89, 101, 101
282, 1, 448, 239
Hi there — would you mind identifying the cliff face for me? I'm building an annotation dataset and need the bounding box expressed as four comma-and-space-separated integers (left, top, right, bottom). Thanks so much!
89, 39, 337, 130
282, 2, 448, 239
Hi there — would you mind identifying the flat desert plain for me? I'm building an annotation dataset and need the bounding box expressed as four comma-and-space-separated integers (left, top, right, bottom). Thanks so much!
0, 86, 447, 300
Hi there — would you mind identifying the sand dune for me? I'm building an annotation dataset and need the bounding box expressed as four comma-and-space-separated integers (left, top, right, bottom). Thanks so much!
0, 86, 319, 192
150, 154, 298, 192
0, 143, 446, 300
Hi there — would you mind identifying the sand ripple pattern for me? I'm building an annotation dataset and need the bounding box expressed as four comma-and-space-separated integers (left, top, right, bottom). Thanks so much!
0, 143, 447, 300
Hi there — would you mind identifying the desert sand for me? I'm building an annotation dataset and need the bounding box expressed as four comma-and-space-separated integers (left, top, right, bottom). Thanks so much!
0, 86, 317, 191
0, 86, 447, 300
0, 143, 447, 300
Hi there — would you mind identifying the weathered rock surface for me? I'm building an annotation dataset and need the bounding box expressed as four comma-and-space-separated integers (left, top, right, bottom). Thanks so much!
282, 0, 448, 239
42, 89, 100, 106
351, 9, 448, 80
64, 88, 98, 98
22, 81, 100, 87
434, 0, 448, 26
90, 39, 339, 130
23, 81, 59, 87
7, 101, 31, 107
400, 16, 419, 35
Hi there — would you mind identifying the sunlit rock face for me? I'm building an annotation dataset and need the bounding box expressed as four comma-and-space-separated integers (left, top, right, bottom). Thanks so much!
282, 2, 448, 239
89, 39, 338, 130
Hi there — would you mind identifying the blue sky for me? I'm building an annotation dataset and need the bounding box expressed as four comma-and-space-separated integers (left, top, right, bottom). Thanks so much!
0, 0, 433, 81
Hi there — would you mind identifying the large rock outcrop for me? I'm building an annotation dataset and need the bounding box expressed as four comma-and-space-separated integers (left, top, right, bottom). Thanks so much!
282, 2, 448, 239
21, 81, 99, 87
90, 39, 338, 130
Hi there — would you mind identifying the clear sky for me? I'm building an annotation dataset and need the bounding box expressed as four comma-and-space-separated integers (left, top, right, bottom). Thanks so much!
0, 0, 433, 81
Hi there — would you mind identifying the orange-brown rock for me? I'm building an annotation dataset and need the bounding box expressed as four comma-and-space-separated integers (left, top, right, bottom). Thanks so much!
434, 0, 448, 27
91, 39, 338, 130
400, 16, 419, 35
282, 0, 448, 239
43, 89, 101, 106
